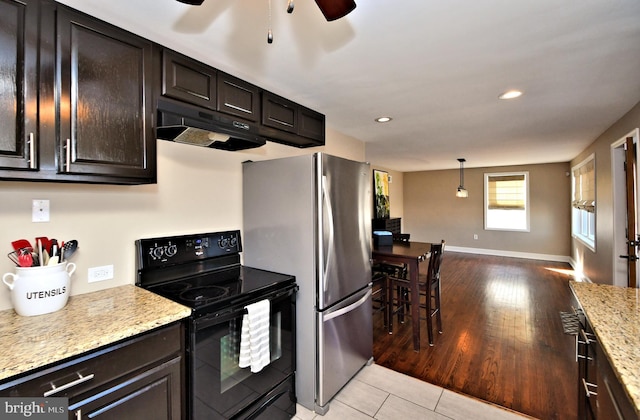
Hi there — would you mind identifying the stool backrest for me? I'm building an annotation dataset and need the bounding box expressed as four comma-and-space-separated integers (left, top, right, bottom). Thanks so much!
427, 240, 445, 283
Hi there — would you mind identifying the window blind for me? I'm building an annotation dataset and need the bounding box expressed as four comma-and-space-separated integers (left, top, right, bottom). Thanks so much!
572, 159, 595, 213
487, 174, 526, 210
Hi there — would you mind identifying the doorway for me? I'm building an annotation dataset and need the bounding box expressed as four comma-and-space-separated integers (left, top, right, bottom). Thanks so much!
612, 128, 640, 287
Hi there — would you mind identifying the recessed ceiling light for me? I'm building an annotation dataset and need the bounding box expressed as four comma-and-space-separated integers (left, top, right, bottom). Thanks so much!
499, 90, 523, 100
375, 117, 392, 123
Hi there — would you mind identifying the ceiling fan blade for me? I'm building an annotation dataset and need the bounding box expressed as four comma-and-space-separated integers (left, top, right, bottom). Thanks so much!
314, 0, 356, 21
176, 0, 205, 5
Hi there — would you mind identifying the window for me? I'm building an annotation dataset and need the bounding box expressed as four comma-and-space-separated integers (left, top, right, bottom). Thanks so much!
484, 172, 529, 231
572, 155, 595, 250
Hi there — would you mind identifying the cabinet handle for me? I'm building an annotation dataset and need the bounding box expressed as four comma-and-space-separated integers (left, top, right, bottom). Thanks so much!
582, 378, 598, 397
43, 373, 95, 397
580, 329, 595, 345
75, 409, 81, 420
65, 138, 71, 172
28, 133, 35, 169
576, 330, 595, 361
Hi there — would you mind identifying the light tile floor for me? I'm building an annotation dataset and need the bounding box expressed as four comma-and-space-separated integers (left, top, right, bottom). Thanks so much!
294, 364, 533, 420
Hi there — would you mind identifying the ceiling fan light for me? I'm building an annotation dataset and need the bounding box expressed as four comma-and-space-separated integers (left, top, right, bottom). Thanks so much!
456, 187, 468, 198
314, 0, 356, 21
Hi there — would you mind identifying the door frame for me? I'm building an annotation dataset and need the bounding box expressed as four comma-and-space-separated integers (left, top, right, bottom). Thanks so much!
612, 128, 640, 287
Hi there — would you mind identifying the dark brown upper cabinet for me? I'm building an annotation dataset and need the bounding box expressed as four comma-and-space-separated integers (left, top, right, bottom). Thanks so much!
0, 0, 156, 184
0, 0, 39, 171
217, 71, 260, 122
162, 49, 217, 110
261, 91, 325, 148
160, 49, 260, 122
55, 6, 155, 181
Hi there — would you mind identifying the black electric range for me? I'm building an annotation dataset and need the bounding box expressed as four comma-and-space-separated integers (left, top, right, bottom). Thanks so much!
136, 230, 297, 419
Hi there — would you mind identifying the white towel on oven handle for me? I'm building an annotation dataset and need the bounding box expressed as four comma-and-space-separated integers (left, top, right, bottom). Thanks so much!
238, 299, 271, 373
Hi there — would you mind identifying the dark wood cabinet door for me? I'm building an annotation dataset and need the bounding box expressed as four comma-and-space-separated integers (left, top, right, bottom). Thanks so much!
162, 49, 216, 110
71, 357, 182, 420
298, 105, 325, 142
0, 0, 38, 170
261, 90, 325, 147
57, 8, 155, 180
595, 341, 635, 420
262, 91, 297, 134
217, 71, 260, 121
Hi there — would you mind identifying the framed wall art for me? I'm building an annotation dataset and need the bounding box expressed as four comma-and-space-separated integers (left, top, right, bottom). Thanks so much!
373, 169, 390, 219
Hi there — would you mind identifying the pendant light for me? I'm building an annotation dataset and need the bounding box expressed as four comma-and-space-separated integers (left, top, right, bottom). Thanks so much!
456, 158, 468, 198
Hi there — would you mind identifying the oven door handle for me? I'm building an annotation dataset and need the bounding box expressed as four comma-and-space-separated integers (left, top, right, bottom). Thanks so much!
195, 307, 246, 330
195, 285, 297, 331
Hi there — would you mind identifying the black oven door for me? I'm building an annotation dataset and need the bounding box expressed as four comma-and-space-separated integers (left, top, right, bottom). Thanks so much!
189, 285, 297, 420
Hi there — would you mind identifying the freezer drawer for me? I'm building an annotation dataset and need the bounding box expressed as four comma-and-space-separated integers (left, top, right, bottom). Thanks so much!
316, 286, 373, 412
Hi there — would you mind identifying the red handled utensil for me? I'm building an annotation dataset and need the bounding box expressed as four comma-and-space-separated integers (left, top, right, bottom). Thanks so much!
11, 239, 32, 252
35, 237, 50, 254
17, 250, 33, 267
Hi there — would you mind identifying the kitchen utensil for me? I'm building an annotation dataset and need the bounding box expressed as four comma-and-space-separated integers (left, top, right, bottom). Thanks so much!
42, 249, 50, 266
48, 256, 59, 266
35, 237, 50, 255
62, 240, 78, 260
18, 252, 33, 268
7, 251, 19, 265
30, 251, 40, 266
49, 239, 58, 256
37, 239, 44, 266
11, 239, 32, 252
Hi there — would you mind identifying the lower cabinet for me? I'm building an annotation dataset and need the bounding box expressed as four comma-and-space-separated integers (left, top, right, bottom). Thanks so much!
577, 317, 636, 420
0, 323, 184, 420
594, 342, 636, 420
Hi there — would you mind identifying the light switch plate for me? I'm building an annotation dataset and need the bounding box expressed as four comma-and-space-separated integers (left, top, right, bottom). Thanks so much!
32, 199, 50, 222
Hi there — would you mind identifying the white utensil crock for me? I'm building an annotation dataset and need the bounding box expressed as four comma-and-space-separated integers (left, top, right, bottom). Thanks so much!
2, 262, 76, 316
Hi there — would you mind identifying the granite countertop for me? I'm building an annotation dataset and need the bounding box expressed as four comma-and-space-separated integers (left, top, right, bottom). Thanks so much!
0, 285, 191, 382
570, 281, 640, 414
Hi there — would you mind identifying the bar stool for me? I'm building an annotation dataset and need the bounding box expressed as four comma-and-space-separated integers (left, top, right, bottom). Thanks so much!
387, 240, 445, 346
371, 271, 389, 326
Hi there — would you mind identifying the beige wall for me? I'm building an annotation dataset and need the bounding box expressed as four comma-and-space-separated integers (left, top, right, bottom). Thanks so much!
402, 163, 572, 259
570, 100, 640, 285
0, 127, 365, 311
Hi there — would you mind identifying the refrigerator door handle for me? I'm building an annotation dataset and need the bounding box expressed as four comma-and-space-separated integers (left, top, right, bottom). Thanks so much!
323, 286, 372, 322
321, 174, 335, 293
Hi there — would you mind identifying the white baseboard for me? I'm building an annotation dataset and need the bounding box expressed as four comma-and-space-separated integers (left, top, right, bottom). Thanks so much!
446, 245, 572, 264
446, 246, 594, 282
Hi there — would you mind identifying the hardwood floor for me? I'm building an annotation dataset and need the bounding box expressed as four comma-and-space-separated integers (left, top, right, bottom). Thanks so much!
373, 252, 579, 420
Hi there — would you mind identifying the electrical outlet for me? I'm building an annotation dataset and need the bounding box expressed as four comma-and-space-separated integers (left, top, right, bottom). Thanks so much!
88, 265, 114, 283
32, 199, 50, 222
474, 234, 478, 240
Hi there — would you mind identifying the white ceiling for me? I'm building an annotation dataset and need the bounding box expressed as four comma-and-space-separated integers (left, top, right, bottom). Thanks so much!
56, 0, 640, 171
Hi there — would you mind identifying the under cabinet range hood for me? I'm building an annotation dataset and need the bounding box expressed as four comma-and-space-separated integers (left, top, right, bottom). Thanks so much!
156, 98, 266, 151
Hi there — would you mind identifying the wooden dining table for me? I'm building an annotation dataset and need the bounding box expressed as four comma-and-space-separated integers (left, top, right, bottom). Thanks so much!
372, 241, 432, 351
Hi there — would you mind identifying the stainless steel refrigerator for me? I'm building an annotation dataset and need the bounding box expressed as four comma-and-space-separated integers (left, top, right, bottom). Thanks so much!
242, 153, 373, 414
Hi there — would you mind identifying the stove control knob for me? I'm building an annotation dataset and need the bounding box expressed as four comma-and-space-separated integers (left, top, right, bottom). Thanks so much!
150, 247, 164, 260
229, 236, 238, 247
165, 244, 178, 257
218, 238, 229, 249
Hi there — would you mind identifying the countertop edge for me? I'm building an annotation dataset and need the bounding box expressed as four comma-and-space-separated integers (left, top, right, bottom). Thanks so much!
0, 285, 191, 383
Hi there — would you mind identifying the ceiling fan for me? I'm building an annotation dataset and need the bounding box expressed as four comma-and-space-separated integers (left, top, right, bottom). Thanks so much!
175, 0, 357, 22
